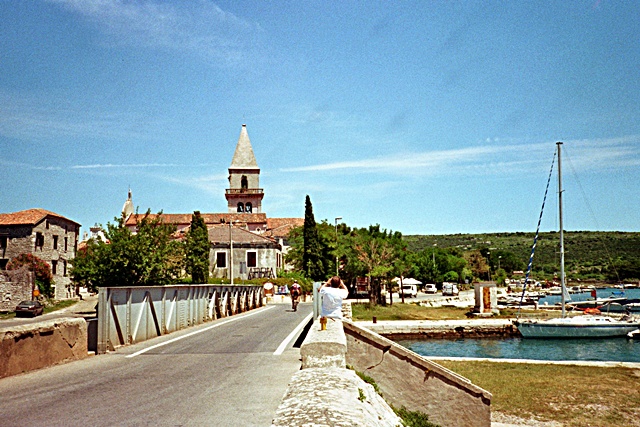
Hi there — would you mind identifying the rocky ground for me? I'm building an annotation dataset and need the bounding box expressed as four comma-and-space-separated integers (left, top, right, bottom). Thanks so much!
492, 412, 562, 427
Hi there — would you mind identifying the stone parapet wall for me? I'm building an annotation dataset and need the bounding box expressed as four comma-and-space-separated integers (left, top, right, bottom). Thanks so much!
271, 367, 403, 427
0, 317, 88, 379
300, 316, 346, 369
272, 318, 402, 427
343, 321, 492, 427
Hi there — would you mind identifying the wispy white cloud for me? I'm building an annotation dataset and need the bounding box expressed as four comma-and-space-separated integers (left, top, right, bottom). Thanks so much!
280, 136, 640, 177
0, 159, 62, 171
48, 0, 264, 68
71, 163, 183, 169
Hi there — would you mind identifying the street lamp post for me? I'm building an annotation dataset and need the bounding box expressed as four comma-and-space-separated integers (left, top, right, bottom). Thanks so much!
229, 221, 234, 286
229, 220, 239, 286
335, 217, 342, 276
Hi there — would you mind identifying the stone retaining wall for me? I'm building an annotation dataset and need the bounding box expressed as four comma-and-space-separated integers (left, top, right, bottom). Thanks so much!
0, 317, 88, 379
344, 321, 492, 427
0, 269, 32, 312
361, 318, 519, 339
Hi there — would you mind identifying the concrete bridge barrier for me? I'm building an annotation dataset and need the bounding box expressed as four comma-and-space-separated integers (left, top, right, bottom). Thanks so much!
343, 320, 492, 427
97, 284, 264, 354
0, 317, 88, 379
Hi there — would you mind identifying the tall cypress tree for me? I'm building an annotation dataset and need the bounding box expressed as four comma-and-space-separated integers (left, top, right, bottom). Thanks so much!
302, 195, 324, 280
185, 211, 210, 284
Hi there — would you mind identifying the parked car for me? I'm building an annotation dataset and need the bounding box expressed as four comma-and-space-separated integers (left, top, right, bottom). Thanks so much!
15, 300, 44, 317
423, 284, 437, 294
442, 283, 459, 296
400, 284, 418, 298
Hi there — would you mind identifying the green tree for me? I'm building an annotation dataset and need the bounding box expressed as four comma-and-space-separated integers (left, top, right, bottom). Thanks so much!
185, 211, 210, 284
410, 248, 441, 285
494, 268, 508, 285
348, 225, 402, 305
6, 253, 55, 298
463, 250, 489, 282
302, 195, 324, 280
443, 270, 459, 282
70, 211, 183, 289
70, 238, 101, 293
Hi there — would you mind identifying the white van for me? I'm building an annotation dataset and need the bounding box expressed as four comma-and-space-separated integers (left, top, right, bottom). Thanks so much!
424, 284, 437, 294
442, 282, 459, 296
400, 284, 418, 298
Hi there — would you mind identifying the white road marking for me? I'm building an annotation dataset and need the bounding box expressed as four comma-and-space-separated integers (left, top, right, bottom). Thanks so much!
274, 312, 313, 356
125, 306, 274, 358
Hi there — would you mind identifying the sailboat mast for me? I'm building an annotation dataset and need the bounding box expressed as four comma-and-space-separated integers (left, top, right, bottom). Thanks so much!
557, 141, 566, 318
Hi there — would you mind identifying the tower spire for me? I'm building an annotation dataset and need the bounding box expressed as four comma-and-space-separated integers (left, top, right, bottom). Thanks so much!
226, 124, 264, 214
230, 124, 259, 169
122, 188, 134, 219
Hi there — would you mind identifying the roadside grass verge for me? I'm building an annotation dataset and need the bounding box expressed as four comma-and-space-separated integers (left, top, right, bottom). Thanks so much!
43, 299, 77, 314
437, 360, 640, 427
0, 299, 79, 319
351, 303, 551, 321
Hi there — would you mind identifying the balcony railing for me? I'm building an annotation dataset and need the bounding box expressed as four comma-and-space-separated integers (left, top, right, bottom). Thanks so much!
226, 189, 264, 195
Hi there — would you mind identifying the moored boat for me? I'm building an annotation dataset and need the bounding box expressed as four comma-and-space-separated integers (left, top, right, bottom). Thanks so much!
515, 142, 640, 338
515, 315, 640, 338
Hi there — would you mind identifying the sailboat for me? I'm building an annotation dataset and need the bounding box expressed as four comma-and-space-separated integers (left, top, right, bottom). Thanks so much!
515, 142, 640, 338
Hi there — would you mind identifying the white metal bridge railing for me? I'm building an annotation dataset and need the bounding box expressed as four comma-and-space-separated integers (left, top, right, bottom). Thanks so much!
97, 284, 264, 354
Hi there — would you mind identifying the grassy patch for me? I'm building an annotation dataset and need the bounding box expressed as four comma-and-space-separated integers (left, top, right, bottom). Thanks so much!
0, 311, 15, 320
351, 303, 471, 321
351, 302, 562, 322
393, 406, 439, 427
0, 299, 79, 319
437, 360, 640, 427
43, 299, 78, 314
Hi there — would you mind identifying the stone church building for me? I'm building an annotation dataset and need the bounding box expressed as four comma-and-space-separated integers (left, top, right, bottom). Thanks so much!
124, 124, 302, 282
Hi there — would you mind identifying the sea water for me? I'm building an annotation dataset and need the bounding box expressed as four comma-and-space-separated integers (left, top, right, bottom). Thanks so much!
396, 287, 640, 363
396, 336, 640, 363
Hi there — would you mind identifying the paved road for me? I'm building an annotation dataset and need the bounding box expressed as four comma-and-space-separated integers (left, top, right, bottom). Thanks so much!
0, 302, 312, 427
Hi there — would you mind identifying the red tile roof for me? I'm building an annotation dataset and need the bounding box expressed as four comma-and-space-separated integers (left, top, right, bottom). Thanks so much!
0, 208, 80, 226
265, 217, 304, 238
124, 212, 268, 227
207, 224, 278, 245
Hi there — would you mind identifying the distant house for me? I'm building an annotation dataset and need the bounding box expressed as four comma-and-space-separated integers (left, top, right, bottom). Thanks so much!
208, 224, 282, 281
0, 208, 81, 299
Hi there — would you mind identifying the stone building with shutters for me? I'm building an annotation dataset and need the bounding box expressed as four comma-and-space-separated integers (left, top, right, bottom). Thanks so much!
0, 208, 81, 300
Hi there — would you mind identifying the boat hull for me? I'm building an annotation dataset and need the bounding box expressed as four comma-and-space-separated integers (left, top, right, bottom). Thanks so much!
515, 317, 640, 338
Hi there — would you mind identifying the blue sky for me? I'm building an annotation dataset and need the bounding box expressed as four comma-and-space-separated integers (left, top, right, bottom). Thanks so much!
2, 1, 639, 236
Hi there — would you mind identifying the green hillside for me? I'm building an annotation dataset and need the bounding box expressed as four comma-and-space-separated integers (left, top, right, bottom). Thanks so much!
403, 231, 640, 282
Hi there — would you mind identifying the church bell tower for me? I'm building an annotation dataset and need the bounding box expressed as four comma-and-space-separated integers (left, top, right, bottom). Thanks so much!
226, 124, 264, 214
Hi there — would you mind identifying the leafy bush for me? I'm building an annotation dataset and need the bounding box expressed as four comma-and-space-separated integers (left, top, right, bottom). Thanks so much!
7, 253, 54, 298
393, 406, 439, 427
